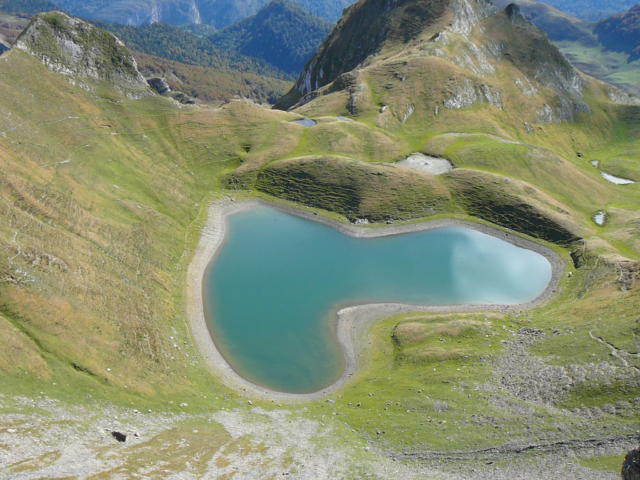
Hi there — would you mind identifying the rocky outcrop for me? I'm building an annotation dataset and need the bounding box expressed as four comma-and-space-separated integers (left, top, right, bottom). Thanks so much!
15, 11, 150, 97
146, 77, 196, 104
147, 77, 171, 95
443, 78, 502, 110
623, 447, 640, 480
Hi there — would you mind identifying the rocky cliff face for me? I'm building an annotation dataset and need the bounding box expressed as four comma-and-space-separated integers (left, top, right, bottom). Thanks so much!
15, 11, 149, 97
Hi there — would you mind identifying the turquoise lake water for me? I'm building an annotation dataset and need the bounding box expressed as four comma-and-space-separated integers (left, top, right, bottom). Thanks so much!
204, 207, 552, 394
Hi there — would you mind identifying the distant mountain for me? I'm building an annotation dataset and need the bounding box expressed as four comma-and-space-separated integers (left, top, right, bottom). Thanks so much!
0, 0, 56, 14
209, 0, 332, 75
98, 21, 289, 78
492, 0, 596, 43
594, 4, 640, 59
495, 1, 640, 95
535, 0, 637, 21
52, 0, 354, 28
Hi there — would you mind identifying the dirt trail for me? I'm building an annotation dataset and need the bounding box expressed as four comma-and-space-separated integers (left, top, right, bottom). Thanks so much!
390, 433, 639, 461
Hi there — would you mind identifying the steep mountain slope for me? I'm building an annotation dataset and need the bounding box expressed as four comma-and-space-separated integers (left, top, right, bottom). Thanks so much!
0, 6, 639, 479
595, 3, 640, 59
0, 8, 292, 104
53, 0, 354, 27
276, 0, 459, 109
209, 0, 332, 75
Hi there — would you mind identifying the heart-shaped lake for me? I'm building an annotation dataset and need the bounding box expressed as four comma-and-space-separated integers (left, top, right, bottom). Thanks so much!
204, 206, 552, 394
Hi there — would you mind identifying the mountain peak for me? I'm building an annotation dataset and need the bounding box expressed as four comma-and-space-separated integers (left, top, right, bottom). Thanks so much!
15, 11, 149, 97
276, 0, 590, 125
275, 0, 496, 109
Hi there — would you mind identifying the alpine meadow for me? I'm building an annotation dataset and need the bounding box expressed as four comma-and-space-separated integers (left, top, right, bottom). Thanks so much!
0, 1, 639, 479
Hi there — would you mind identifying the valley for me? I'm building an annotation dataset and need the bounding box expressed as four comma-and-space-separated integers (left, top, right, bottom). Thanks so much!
0, 0, 638, 478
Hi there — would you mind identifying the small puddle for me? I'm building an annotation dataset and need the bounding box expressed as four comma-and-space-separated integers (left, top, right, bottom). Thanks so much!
396, 153, 453, 175
592, 211, 606, 226
600, 171, 635, 185
291, 118, 316, 128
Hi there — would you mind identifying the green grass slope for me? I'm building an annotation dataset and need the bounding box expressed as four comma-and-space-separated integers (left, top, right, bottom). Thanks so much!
0, 6, 638, 477
0, 48, 296, 401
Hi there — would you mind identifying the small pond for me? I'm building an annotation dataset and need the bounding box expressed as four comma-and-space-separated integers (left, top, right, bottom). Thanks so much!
291, 118, 316, 127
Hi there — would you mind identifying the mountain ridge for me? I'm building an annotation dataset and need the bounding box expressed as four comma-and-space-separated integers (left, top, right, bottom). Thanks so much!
594, 3, 640, 60
53, 0, 355, 28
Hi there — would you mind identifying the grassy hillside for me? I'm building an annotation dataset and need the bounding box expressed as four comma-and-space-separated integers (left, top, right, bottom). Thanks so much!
135, 52, 291, 104
0, 47, 298, 400
0, 5, 638, 477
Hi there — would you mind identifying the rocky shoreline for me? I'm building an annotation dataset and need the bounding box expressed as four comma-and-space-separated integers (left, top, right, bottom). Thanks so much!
186, 198, 565, 402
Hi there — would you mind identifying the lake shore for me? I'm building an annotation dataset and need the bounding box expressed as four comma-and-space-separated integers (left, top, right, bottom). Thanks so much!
186, 198, 565, 402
